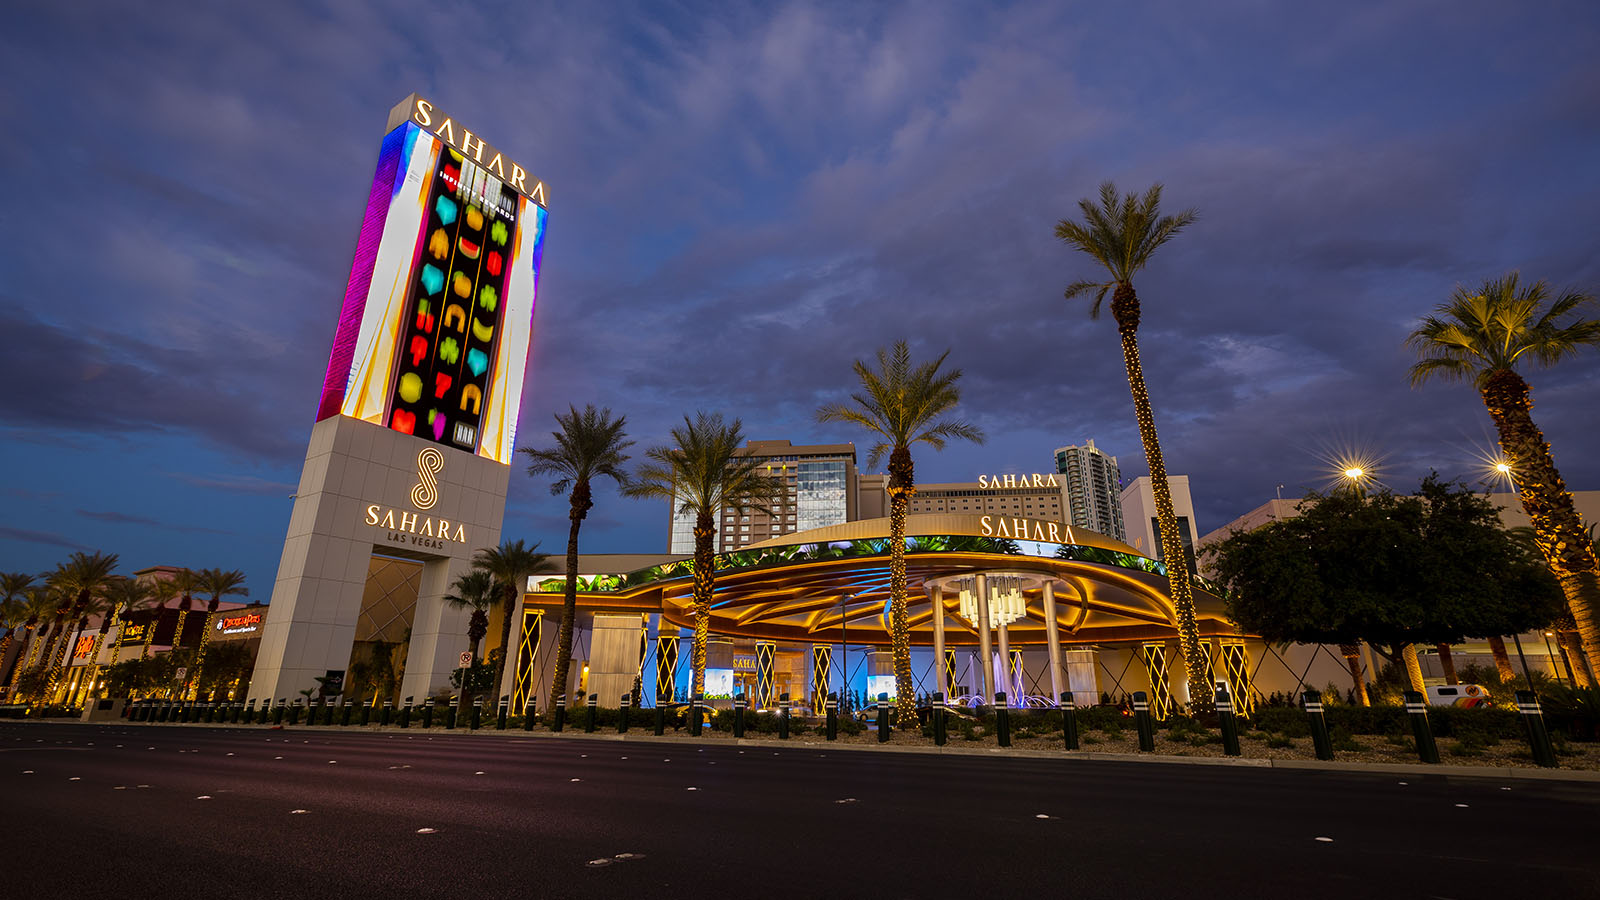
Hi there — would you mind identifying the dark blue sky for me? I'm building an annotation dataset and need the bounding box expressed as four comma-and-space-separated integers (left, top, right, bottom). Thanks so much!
3, 1, 1598, 594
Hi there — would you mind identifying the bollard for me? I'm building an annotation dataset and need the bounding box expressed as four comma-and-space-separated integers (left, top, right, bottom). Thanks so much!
203, 702, 215, 724
1515, 691, 1558, 768
400, 697, 413, 729
180, 701, 191, 723
1302, 690, 1333, 760
654, 698, 666, 736
497, 695, 509, 731
1132, 691, 1155, 752
689, 692, 704, 737
523, 700, 536, 732
238, 700, 251, 724
585, 693, 598, 733
232, 701, 244, 724
995, 691, 1012, 748
933, 692, 948, 746
1060, 692, 1079, 751
551, 695, 565, 732
273, 699, 286, 725
377, 698, 390, 726
360, 699, 373, 727
421, 698, 435, 729
1216, 688, 1240, 757
156, 700, 168, 723
1403, 690, 1440, 764
618, 694, 631, 734
340, 698, 353, 727
323, 699, 336, 726
289, 699, 303, 726
825, 693, 838, 741
733, 694, 748, 738
445, 699, 458, 730
778, 692, 790, 740
876, 693, 891, 743
471, 697, 484, 731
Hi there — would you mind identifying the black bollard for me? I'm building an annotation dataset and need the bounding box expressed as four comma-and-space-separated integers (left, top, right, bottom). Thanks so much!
523, 700, 536, 732
552, 695, 565, 732
733, 694, 747, 739
876, 693, 891, 743
323, 699, 336, 726
289, 699, 303, 726
1060, 692, 1079, 751
1515, 691, 1558, 768
273, 699, 286, 725
232, 701, 244, 724
933, 692, 947, 746
471, 697, 483, 731
360, 699, 373, 727
618, 693, 631, 734
380, 698, 393, 726
179, 701, 191, 723
399, 698, 413, 729
1216, 688, 1240, 757
495, 695, 508, 730
240, 700, 252, 724
1132, 691, 1155, 752
445, 699, 458, 730
654, 695, 666, 736
994, 691, 1011, 748
421, 698, 434, 729
340, 698, 353, 727
1403, 690, 1440, 764
1302, 690, 1333, 760
825, 693, 838, 741
689, 692, 704, 737
203, 702, 215, 724
778, 692, 790, 740
585, 693, 598, 733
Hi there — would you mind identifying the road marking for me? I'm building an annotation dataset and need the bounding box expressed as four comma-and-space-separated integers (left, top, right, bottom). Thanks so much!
1315, 837, 1334, 843
196, 795, 212, 800
416, 828, 438, 834
290, 809, 308, 814
686, 787, 698, 791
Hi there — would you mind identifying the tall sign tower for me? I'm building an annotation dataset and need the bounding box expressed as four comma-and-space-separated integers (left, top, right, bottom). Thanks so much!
249, 95, 548, 703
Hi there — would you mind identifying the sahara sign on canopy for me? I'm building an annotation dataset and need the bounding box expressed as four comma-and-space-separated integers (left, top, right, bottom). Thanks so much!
317, 94, 549, 464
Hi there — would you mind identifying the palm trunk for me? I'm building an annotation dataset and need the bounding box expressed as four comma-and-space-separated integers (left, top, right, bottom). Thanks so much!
549, 482, 590, 712
103, 617, 125, 696
1339, 643, 1370, 706
1435, 643, 1458, 685
1400, 643, 1426, 693
1111, 284, 1213, 716
46, 616, 87, 704
1561, 631, 1593, 686
1487, 635, 1516, 683
689, 510, 716, 695
887, 446, 916, 731
1481, 369, 1599, 684
189, 601, 220, 700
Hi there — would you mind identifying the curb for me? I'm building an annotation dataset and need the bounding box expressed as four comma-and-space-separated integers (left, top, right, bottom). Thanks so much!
16, 719, 1600, 783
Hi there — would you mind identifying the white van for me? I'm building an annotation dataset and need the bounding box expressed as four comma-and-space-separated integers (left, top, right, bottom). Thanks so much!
1426, 684, 1492, 708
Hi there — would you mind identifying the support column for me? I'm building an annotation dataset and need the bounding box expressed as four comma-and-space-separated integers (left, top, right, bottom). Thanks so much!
975, 574, 994, 704
1042, 580, 1063, 702
655, 634, 680, 704
810, 644, 832, 715
755, 640, 776, 709
928, 583, 946, 698
997, 621, 1011, 699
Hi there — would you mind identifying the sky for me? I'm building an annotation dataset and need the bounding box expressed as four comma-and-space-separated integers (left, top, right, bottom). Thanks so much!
2, 1, 1598, 596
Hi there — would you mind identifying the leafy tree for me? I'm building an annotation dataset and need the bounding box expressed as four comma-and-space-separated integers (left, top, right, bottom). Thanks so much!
471, 540, 553, 706
817, 341, 983, 727
1207, 477, 1563, 700
443, 569, 496, 713
632, 413, 785, 694
1407, 273, 1600, 684
1056, 182, 1211, 713
521, 404, 634, 712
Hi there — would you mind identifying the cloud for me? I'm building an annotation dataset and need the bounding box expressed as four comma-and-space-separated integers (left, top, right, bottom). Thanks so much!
76, 510, 236, 537
0, 527, 89, 552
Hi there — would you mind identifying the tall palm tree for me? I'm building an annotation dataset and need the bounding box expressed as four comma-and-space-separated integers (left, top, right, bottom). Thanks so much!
817, 341, 983, 727
631, 413, 785, 695
0, 573, 36, 691
443, 569, 496, 714
472, 540, 553, 704
98, 577, 157, 698
42, 551, 119, 703
170, 568, 200, 653
1055, 182, 1212, 713
189, 568, 248, 698
1407, 273, 1600, 684
520, 404, 634, 710
7, 589, 54, 699
140, 578, 179, 662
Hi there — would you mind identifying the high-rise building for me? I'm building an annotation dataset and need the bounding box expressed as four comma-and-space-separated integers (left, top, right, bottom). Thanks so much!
668, 440, 858, 552
1054, 440, 1125, 540
1120, 475, 1200, 572
893, 479, 1067, 520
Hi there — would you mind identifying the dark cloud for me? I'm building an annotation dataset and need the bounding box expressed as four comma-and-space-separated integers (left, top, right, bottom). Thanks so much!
0, 527, 89, 553
76, 510, 235, 536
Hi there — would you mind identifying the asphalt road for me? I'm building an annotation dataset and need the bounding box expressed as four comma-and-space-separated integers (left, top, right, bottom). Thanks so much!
3, 721, 1596, 899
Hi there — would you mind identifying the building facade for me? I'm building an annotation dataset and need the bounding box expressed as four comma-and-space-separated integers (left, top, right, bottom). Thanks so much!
892, 479, 1068, 521
1120, 475, 1200, 574
668, 440, 859, 553
1054, 440, 1126, 541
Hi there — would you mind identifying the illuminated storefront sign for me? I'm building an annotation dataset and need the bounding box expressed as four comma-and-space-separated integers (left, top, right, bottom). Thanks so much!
117, 622, 150, 646
979, 516, 1074, 543
73, 635, 96, 659
977, 473, 1060, 488
318, 93, 548, 464
216, 612, 263, 635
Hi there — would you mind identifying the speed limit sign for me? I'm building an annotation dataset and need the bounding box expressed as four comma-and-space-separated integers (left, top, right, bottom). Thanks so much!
459, 651, 472, 668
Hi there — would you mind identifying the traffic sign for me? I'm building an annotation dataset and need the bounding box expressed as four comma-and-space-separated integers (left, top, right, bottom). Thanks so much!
459, 651, 473, 668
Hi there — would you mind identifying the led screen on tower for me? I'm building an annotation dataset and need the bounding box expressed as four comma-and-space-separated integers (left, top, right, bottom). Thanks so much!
317, 94, 548, 464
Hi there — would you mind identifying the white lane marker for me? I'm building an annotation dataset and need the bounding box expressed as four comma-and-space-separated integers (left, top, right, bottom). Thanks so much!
614, 852, 645, 861
137, 784, 149, 788
570, 778, 581, 782
620, 757, 627, 760
69, 777, 80, 781
474, 771, 485, 775
1315, 837, 1334, 843
416, 828, 438, 834
835, 798, 857, 804
327, 760, 337, 764
274, 756, 284, 760
686, 787, 698, 791
1397, 781, 1408, 786
1455, 803, 1469, 808
1500, 787, 1512, 791
586, 859, 613, 868
227, 753, 234, 757
1035, 813, 1053, 819
21, 770, 32, 774
196, 795, 212, 800
114, 786, 126, 790
290, 809, 308, 814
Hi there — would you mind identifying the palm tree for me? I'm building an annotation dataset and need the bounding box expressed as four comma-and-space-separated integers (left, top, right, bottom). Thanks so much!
189, 568, 248, 698
1055, 182, 1212, 713
140, 578, 179, 662
5, 589, 53, 699
816, 341, 984, 727
42, 551, 119, 703
1407, 274, 1600, 684
472, 540, 554, 705
520, 404, 634, 710
631, 413, 785, 695
90, 577, 144, 699
170, 568, 200, 653
0, 573, 36, 690
443, 569, 496, 714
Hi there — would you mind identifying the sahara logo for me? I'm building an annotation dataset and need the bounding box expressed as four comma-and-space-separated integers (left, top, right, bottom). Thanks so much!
411, 447, 444, 510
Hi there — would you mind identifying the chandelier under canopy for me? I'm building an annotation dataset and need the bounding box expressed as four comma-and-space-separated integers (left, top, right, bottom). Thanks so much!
955, 575, 1027, 629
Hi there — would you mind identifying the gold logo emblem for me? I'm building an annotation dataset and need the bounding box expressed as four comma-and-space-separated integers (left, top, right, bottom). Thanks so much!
412, 447, 444, 510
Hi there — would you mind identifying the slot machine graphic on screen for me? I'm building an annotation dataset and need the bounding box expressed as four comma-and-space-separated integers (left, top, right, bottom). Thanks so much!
320, 94, 548, 464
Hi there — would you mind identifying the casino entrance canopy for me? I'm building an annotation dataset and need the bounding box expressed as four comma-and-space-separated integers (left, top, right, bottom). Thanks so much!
529, 514, 1243, 646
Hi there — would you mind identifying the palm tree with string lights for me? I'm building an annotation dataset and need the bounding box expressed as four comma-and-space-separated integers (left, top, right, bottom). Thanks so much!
520, 404, 634, 712
187, 568, 248, 699
1407, 273, 1600, 684
3, 588, 52, 700
471, 540, 554, 705
630, 413, 785, 697
0, 574, 37, 698
41, 551, 119, 703
443, 569, 497, 715
817, 341, 984, 729
99, 577, 160, 698
1056, 181, 1214, 713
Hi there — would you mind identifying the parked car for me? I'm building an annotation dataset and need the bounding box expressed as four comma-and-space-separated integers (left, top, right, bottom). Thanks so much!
1426, 684, 1492, 708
